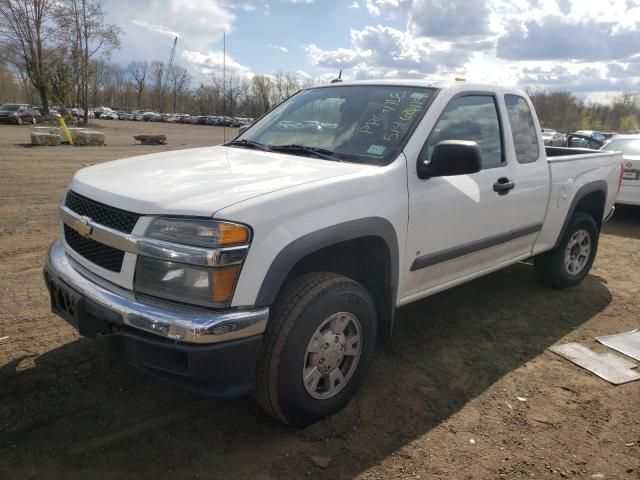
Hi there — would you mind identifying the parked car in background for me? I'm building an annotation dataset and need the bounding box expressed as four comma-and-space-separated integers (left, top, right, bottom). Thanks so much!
70, 108, 94, 119
35, 107, 59, 117
567, 132, 606, 149
45, 80, 623, 427
541, 128, 565, 146
94, 107, 116, 119
101, 111, 119, 120
0, 103, 39, 125
142, 111, 158, 121
567, 130, 607, 149
116, 110, 128, 120
601, 134, 640, 206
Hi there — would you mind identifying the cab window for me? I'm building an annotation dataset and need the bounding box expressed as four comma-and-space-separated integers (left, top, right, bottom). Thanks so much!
504, 95, 540, 164
425, 95, 503, 168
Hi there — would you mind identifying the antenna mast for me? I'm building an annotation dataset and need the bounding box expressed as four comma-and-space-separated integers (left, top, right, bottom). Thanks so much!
223, 31, 226, 144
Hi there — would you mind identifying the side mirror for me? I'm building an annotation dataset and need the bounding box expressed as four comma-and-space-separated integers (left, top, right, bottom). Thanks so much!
417, 140, 482, 179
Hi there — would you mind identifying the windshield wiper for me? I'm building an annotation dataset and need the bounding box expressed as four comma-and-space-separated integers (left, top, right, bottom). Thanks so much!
226, 139, 273, 152
271, 144, 343, 162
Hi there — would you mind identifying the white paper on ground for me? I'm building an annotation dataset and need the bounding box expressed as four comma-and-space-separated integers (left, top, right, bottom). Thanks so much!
596, 329, 640, 362
548, 342, 640, 385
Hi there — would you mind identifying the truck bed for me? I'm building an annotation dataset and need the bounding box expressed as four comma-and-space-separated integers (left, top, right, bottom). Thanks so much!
531, 147, 622, 255
545, 146, 606, 159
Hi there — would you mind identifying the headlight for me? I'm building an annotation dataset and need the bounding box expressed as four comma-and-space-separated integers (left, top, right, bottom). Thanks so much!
146, 217, 249, 247
135, 257, 240, 307
134, 218, 251, 307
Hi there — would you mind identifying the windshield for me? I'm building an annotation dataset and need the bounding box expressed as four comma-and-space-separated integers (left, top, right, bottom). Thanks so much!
235, 85, 437, 165
602, 138, 640, 155
0, 104, 20, 111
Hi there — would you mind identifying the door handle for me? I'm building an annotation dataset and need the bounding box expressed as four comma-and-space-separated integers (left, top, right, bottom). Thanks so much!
493, 177, 515, 195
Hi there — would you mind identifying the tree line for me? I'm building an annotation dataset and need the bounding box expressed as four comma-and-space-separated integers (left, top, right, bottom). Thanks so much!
2, 0, 639, 130
527, 90, 640, 134
0, 0, 321, 123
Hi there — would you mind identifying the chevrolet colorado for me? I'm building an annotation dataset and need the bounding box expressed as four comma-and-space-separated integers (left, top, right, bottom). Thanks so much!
44, 80, 623, 426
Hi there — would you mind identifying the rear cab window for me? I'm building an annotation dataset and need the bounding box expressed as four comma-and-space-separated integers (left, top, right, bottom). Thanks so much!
424, 95, 504, 169
504, 95, 540, 164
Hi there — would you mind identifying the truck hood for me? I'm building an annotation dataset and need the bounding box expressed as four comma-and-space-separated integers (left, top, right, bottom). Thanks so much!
69, 145, 371, 216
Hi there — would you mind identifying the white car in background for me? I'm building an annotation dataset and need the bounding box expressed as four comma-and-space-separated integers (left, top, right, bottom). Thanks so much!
602, 134, 640, 206
541, 128, 565, 146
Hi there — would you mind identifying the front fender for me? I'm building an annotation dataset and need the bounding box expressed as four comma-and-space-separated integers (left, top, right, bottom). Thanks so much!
254, 216, 399, 307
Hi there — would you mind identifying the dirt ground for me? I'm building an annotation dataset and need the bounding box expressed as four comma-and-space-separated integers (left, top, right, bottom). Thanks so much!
1, 120, 639, 480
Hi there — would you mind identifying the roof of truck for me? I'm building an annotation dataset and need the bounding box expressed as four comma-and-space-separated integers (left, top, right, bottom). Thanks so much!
315, 79, 524, 94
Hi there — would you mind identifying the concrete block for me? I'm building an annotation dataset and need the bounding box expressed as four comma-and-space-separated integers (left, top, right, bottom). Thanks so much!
72, 130, 105, 146
30, 132, 61, 146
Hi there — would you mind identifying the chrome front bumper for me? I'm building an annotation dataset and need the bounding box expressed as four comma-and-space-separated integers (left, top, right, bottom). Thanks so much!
45, 240, 268, 344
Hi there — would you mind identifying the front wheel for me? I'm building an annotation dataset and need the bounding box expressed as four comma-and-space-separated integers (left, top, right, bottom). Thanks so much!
535, 212, 599, 288
16, 117, 23, 125
255, 272, 377, 427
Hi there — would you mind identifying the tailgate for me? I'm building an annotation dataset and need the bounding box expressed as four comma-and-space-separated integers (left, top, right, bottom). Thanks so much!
622, 155, 640, 186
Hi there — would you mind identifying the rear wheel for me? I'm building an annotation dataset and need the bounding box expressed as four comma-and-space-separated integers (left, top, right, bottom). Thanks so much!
535, 212, 599, 288
255, 272, 377, 427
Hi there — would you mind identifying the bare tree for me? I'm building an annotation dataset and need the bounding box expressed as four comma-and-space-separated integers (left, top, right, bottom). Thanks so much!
111, 63, 126, 107
150, 60, 164, 111
59, 0, 120, 124
252, 74, 272, 112
167, 64, 190, 113
0, 0, 58, 113
48, 52, 73, 106
88, 58, 109, 106
127, 60, 147, 109
211, 72, 249, 116
0, 58, 22, 103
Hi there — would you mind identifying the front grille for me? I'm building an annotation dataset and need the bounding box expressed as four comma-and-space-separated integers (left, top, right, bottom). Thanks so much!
65, 190, 141, 234
64, 225, 125, 272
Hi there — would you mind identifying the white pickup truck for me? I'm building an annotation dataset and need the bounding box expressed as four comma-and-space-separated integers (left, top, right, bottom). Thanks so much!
44, 80, 623, 426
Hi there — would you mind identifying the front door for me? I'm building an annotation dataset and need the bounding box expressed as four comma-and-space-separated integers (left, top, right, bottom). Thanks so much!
401, 93, 545, 301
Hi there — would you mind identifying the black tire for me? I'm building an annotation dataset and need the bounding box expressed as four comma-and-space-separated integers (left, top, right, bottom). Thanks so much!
535, 212, 599, 289
255, 272, 377, 427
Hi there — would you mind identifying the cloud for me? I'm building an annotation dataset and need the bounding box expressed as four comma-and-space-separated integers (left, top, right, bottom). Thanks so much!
307, 44, 364, 69
365, 0, 381, 16
269, 44, 288, 53
307, 24, 471, 79
348, 1, 360, 8
517, 63, 640, 94
497, 16, 640, 61
131, 20, 179, 38
182, 50, 253, 78
408, 0, 491, 38
222, 0, 314, 8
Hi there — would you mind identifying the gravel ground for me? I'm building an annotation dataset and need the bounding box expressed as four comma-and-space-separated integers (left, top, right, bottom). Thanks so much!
0, 120, 639, 480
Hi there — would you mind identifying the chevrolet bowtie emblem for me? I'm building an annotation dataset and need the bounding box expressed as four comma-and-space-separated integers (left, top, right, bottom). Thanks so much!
73, 216, 93, 238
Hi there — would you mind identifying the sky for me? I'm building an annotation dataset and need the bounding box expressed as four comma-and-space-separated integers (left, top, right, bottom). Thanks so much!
102, 0, 640, 103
